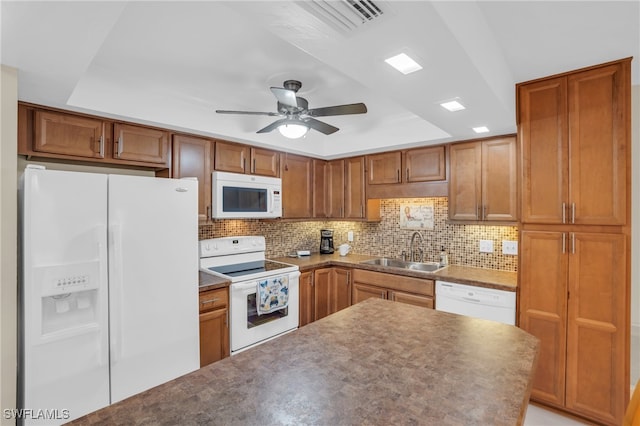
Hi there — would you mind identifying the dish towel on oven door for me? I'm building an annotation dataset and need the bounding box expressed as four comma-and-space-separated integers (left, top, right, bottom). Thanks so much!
256, 275, 289, 315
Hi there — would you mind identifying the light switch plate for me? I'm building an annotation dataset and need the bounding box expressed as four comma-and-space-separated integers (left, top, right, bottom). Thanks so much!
502, 240, 518, 255
479, 239, 494, 253
347, 231, 354, 242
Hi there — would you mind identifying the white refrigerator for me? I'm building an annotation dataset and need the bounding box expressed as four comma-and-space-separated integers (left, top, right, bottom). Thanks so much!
19, 166, 200, 424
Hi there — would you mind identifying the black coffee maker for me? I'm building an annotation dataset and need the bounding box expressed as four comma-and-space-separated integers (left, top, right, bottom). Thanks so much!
320, 229, 334, 254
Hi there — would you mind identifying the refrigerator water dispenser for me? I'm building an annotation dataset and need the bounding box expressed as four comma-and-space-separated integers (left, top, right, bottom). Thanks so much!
33, 260, 102, 338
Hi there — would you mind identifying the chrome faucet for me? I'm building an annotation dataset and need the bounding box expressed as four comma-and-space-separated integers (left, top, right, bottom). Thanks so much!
409, 231, 424, 263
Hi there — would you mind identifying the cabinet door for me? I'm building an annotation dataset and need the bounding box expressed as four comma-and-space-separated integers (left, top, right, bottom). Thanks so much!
314, 268, 352, 321
250, 147, 280, 177
482, 137, 517, 221
331, 268, 351, 313
172, 135, 214, 221
352, 282, 387, 304
34, 110, 106, 159
214, 140, 248, 174
313, 268, 332, 321
298, 271, 314, 328
567, 63, 628, 225
281, 154, 313, 218
518, 77, 568, 224
519, 230, 568, 406
328, 159, 345, 218
113, 123, 169, 165
312, 160, 328, 218
367, 152, 401, 184
388, 291, 433, 309
449, 142, 482, 220
345, 156, 366, 219
404, 146, 446, 182
199, 308, 229, 367
565, 232, 627, 424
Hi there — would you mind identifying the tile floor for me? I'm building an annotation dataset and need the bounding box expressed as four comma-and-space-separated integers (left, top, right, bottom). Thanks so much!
523, 404, 589, 426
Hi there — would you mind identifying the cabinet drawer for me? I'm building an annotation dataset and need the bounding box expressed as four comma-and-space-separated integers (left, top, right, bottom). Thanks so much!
352, 269, 434, 297
389, 291, 434, 309
199, 287, 228, 313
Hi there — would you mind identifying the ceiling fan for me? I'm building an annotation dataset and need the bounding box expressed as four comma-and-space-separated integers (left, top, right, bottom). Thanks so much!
215, 80, 367, 139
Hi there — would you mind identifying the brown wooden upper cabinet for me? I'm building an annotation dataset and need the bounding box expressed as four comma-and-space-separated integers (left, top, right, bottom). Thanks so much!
367, 146, 445, 185
214, 140, 280, 177
281, 153, 313, 218
517, 60, 628, 226
113, 123, 169, 165
33, 110, 107, 159
449, 136, 517, 222
19, 104, 170, 169
313, 156, 379, 221
172, 134, 214, 221
313, 159, 343, 218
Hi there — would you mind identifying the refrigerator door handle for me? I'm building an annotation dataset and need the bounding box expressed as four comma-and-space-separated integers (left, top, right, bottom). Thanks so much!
96, 224, 109, 367
109, 223, 124, 365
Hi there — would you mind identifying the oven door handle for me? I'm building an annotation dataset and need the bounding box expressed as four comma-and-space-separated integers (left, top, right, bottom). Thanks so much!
233, 281, 258, 293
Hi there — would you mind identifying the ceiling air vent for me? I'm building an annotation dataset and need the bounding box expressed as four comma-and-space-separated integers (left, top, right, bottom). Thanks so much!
300, 0, 390, 35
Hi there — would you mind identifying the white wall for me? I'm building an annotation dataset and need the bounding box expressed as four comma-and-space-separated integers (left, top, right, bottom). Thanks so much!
1, 66, 18, 426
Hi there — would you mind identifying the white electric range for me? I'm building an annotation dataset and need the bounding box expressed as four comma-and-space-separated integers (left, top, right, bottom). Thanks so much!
199, 236, 299, 354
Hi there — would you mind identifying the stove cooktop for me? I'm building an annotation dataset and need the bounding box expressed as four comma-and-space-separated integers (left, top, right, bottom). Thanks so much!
200, 259, 298, 282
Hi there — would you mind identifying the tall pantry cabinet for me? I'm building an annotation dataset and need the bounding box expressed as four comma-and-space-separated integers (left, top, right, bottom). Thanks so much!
517, 58, 631, 426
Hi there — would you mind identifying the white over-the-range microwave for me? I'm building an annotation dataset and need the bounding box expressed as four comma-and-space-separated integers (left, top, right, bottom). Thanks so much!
211, 171, 282, 219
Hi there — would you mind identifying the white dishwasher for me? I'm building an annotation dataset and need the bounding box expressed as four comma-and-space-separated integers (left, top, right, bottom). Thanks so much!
435, 281, 516, 325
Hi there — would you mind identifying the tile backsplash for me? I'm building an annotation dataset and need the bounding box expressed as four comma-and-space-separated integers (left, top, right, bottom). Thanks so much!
199, 197, 518, 272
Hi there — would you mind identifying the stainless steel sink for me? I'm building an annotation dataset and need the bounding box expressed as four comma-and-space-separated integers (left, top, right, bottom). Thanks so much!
360, 257, 444, 273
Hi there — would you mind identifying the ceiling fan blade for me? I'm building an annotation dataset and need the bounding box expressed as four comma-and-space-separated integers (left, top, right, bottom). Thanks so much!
270, 87, 298, 108
307, 103, 367, 117
256, 119, 289, 134
304, 118, 339, 135
216, 110, 281, 117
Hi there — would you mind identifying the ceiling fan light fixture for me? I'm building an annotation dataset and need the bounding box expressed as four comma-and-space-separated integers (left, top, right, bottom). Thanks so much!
278, 122, 309, 139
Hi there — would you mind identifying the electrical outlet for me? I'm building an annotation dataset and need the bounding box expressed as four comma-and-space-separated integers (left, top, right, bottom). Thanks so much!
502, 240, 518, 255
479, 239, 494, 253
347, 231, 354, 242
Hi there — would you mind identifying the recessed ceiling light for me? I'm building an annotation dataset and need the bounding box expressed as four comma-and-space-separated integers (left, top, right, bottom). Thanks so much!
473, 126, 490, 133
384, 53, 422, 75
440, 100, 465, 112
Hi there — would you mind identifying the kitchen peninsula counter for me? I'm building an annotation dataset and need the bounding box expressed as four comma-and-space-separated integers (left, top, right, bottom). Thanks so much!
273, 252, 517, 291
71, 298, 539, 426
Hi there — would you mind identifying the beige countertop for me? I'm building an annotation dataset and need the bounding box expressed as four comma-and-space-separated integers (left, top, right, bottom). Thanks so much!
271, 252, 518, 292
70, 298, 538, 426
198, 271, 230, 291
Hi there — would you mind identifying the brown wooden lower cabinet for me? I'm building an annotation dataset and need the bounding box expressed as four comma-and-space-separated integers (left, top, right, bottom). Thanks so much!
351, 269, 434, 309
299, 267, 351, 326
519, 230, 628, 425
199, 287, 229, 367
298, 271, 315, 327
